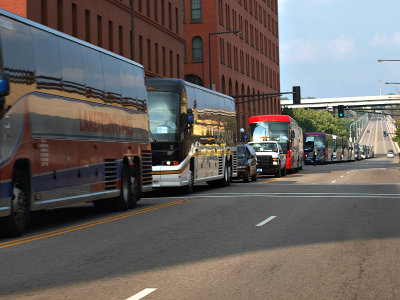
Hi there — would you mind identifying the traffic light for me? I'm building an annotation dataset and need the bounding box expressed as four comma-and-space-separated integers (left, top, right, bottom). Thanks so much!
383, 131, 387, 137
293, 86, 301, 104
338, 105, 344, 118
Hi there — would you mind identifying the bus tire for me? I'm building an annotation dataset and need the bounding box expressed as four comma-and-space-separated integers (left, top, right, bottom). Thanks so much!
1, 169, 30, 237
220, 160, 231, 187
118, 163, 138, 210
182, 168, 194, 194
128, 164, 140, 209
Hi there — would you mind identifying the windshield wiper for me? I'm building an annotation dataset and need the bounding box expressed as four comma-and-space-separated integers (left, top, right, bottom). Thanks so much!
149, 131, 157, 143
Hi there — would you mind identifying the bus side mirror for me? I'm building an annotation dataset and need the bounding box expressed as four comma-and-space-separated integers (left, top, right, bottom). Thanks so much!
0, 73, 9, 97
0, 73, 8, 119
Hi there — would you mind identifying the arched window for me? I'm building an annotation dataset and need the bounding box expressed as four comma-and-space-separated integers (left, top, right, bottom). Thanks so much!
184, 74, 203, 87
221, 75, 226, 94
191, 0, 202, 22
192, 36, 203, 62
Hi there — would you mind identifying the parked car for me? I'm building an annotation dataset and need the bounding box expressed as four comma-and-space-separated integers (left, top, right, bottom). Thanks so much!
249, 141, 287, 178
387, 150, 395, 158
236, 144, 258, 182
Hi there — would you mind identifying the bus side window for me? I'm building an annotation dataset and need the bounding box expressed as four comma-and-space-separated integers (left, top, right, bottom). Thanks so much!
101, 54, 122, 103
58, 38, 85, 95
120, 63, 137, 107
31, 27, 62, 90
81, 47, 104, 99
0, 17, 35, 85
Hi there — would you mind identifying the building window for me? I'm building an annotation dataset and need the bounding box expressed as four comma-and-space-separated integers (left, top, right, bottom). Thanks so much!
183, 0, 186, 23
138, 0, 142, 12
232, 9, 237, 31
169, 2, 172, 30
162, 46, 166, 75
184, 42, 187, 63
147, 0, 151, 17
155, 43, 159, 73
169, 50, 173, 77
119, 26, 123, 55
191, 0, 202, 22
161, 0, 165, 25
57, 0, 63, 31
139, 35, 143, 64
218, 0, 223, 25
97, 15, 102, 47
220, 38, 225, 64
85, 9, 91, 42
176, 54, 180, 78
72, 3, 77, 37
155, 0, 158, 21
175, 7, 179, 34
147, 39, 151, 71
225, 4, 230, 30
108, 21, 113, 51
192, 36, 203, 62
41, 0, 48, 26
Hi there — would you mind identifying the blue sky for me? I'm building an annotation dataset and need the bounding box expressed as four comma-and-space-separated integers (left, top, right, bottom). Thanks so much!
278, 0, 400, 98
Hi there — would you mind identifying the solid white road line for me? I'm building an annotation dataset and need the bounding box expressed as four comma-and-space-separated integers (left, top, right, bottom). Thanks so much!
256, 216, 277, 227
126, 288, 158, 300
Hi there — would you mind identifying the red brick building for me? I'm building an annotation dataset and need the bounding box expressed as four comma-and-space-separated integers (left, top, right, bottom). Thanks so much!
0, 0, 185, 79
183, 0, 281, 131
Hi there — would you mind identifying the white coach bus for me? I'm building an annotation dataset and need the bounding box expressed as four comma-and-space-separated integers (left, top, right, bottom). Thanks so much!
145, 78, 237, 193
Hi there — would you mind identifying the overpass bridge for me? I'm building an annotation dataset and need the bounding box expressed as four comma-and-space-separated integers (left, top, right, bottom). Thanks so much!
280, 95, 400, 109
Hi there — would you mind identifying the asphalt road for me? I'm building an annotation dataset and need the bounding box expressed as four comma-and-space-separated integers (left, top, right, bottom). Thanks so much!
0, 118, 399, 300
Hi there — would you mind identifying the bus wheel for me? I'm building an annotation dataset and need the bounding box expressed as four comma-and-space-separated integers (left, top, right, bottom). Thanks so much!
116, 163, 135, 211
1, 169, 30, 237
128, 165, 140, 209
182, 169, 194, 194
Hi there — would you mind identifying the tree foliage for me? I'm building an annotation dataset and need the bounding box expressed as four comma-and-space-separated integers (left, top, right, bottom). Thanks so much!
281, 107, 348, 137
393, 120, 400, 143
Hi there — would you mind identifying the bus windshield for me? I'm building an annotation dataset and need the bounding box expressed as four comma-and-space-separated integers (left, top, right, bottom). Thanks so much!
147, 91, 180, 142
250, 121, 289, 153
305, 136, 325, 150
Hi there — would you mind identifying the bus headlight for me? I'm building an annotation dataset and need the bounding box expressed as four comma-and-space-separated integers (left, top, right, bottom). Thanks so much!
163, 161, 179, 166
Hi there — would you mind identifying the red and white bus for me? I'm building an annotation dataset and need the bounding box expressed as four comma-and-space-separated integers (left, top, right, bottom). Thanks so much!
0, 9, 152, 236
248, 115, 303, 172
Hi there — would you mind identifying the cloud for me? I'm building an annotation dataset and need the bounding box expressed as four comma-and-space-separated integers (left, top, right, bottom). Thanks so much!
280, 36, 355, 64
370, 33, 400, 49
308, 0, 332, 3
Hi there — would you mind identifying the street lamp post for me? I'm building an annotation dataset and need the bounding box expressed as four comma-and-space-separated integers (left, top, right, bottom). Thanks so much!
378, 59, 400, 62
208, 30, 242, 90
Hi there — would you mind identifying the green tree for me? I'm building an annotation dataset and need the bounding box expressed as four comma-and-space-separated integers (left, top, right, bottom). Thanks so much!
281, 107, 348, 137
393, 120, 400, 143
